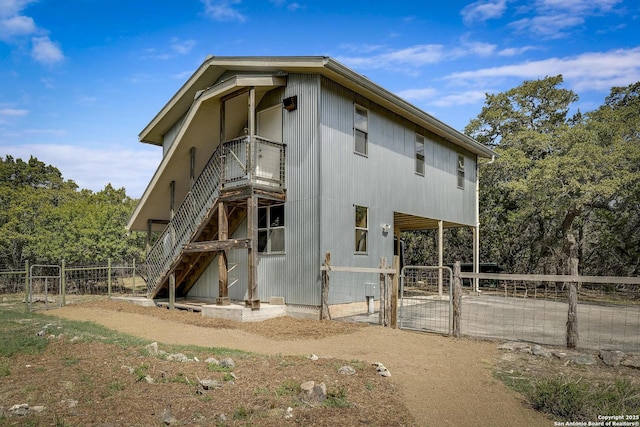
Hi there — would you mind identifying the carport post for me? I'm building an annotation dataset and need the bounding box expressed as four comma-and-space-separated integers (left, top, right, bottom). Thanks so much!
438, 220, 443, 297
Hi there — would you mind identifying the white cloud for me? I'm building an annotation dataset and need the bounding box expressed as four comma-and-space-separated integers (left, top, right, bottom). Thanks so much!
0, 108, 28, 117
201, 0, 246, 22
446, 47, 640, 92
2, 143, 160, 198
510, 0, 623, 39
498, 46, 537, 56
31, 36, 64, 64
170, 38, 196, 55
461, 0, 508, 23
431, 91, 489, 108
396, 88, 438, 101
0, 14, 35, 39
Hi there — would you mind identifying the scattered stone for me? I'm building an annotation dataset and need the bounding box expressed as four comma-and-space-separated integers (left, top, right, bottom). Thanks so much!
599, 350, 625, 367
205, 357, 219, 365
217, 414, 227, 423
338, 365, 356, 375
551, 350, 569, 359
219, 358, 235, 369
36, 330, 45, 336
9, 404, 30, 416
300, 381, 327, 404
167, 353, 189, 363
61, 399, 78, 408
145, 342, 159, 355
121, 365, 134, 374
572, 354, 597, 365
162, 406, 177, 425
199, 379, 223, 390
531, 345, 552, 358
31, 406, 45, 414
373, 362, 391, 377
308, 354, 319, 361
70, 336, 81, 343
498, 342, 531, 353
193, 356, 199, 363
144, 375, 155, 384
621, 355, 640, 369
284, 407, 294, 420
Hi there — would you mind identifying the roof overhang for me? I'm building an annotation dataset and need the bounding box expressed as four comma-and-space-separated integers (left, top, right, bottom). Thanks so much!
393, 212, 468, 232
139, 56, 496, 159
128, 74, 286, 231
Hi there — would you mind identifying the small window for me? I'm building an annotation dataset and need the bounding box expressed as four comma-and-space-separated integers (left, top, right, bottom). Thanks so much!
355, 205, 368, 253
354, 105, 368, 156
415, 133, 425, 175
258, 204, 285, 253
457, 154, 465, 189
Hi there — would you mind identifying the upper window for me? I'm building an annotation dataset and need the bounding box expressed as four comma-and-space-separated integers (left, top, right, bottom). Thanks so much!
457, 154, 465, 189
415, 133, 425, 175
258, 204, 285, 253
354, 105, 368, 156
355, 205, 368, 253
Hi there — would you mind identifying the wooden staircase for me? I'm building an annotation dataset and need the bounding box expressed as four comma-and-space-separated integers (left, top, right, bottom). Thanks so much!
144, 136, 286, 303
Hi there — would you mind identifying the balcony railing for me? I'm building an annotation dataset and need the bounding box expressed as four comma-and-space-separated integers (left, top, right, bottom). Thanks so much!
145, 136, 285, 297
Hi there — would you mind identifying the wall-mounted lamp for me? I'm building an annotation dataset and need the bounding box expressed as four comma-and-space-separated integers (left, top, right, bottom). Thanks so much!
283, 95, 297, 112
382, 224, 391, 234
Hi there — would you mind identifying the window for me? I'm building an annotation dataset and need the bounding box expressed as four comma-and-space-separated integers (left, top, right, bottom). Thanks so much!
457, 154, 465, 189
354, 105, 368, 156
258, 204, 285, 253
355, 205, 368, 253
415, 133, 425, 175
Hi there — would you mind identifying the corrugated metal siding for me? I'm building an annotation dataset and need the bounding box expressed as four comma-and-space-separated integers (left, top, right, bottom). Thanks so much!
318, 77, 478, 304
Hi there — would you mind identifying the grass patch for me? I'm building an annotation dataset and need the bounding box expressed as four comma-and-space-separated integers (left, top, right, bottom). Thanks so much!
497, 371, 640, 422
208, 363, 232, 373
325, 386, 351, 408
275, 379, 300, 397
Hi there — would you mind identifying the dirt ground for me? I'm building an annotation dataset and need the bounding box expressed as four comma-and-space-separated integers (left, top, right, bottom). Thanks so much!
9, 299, 550, 426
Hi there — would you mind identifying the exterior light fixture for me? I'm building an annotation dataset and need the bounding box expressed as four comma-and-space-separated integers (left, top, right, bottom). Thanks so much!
283, 95, 297, 111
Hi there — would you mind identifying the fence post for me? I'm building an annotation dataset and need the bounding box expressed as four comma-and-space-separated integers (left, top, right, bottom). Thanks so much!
61, 259, 66, 307
452, 261, 462, 338
24, 260, 30, 313
390, 256, 399, 329
320, 252, 331, 320
169, 272, 175, 310
107, 258, 112, 298
132, 259, 136, 295
379, 257, 388, 327
566, 257, 579, 348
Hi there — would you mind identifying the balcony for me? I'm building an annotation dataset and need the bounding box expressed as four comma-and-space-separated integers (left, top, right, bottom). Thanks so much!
222, 135, 286, 193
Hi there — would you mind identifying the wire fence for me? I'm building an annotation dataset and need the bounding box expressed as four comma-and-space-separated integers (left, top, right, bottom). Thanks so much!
0, 260, 145, 310
458, 275, 640, 352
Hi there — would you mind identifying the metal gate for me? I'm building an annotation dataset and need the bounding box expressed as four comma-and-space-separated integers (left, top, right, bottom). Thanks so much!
399, 266, 453, 334
29, 264, 61, 311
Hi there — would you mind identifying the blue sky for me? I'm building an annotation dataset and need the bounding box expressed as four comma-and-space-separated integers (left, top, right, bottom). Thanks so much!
1, 0, 638, 198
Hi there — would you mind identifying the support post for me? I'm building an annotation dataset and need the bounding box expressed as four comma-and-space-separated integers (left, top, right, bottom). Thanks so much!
189, 147, 196, 189
246, 195, 260, 310
565, 233, 579, 348
321, 252, 331, 320
61, 259, 66, 307
473, 225, 480, 293
438, 220, 444, 297
379, 257, 389, 327
390, 255, 400, 329
217, 202, 230, 305
452, 261, 462, 338
169, 273, 175, 310
107, 258, 112, 298
146, 219, 152, 257
24, 260, 29, 313
132, 259, 136, 295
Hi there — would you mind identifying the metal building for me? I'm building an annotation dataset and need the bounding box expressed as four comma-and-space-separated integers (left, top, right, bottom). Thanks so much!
127, 56, 496, 318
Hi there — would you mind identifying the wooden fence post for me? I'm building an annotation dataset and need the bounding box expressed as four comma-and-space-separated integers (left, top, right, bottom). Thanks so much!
566, 257, 579, 348
132, 259, 136, 296
452, 261, 462, 338
24, 260, 30, 313
107, 258, 112, 298
61, 259, 66, 307
390, 256, 399, 329
321, 252, 331, 320
379, 258, 388, 326
169, 272, 175, 310
565, 233, 579, 349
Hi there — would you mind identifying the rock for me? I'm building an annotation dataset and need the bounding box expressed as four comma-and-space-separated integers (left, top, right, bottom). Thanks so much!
284, 407, 294, 420
300, 381, 327, 404
572, 354, 597, 365
373, 362, 391, 377
219, 358, 235, 369
162, 407, 177, 425
205, 357, 219, 365
144, 375, 155, 384
308, 354, 319, 361
121, 365, 134, 374
199, 379, 223, 390
61, 399, 78, 408
498, 342, 531, 353
532, 345, 552, 358
9, 404, 30, 416
338, 365, 356, 375
621, 355, 640, 369
145, 342, 159, 355
599, 350, 625, 367
31, 406, 45, 413
167, 353, 189, 362
551, 350, 569, 359
217, 414, 227, 423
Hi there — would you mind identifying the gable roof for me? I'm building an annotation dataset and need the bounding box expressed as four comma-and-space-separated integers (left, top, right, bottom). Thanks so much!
139, 56, 496, 159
